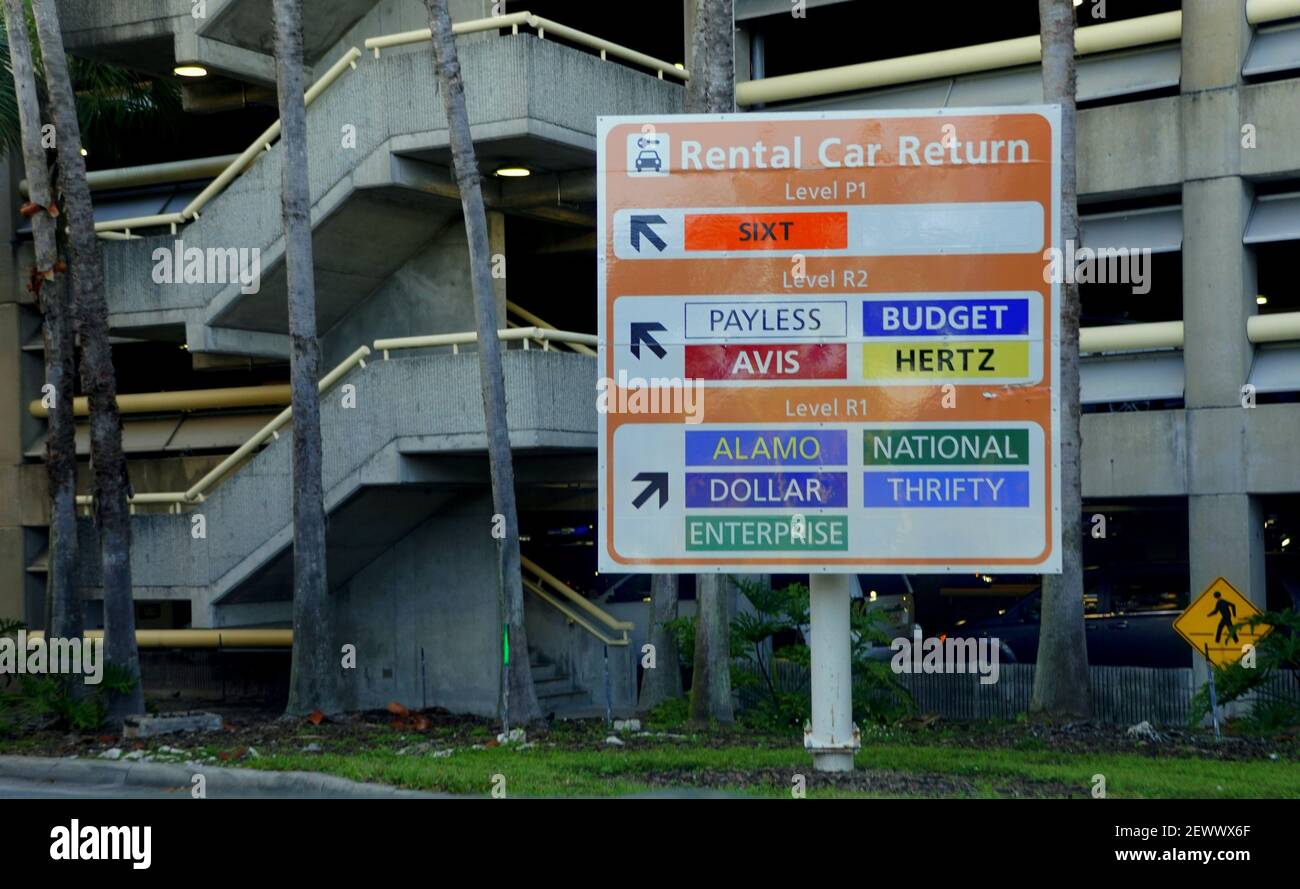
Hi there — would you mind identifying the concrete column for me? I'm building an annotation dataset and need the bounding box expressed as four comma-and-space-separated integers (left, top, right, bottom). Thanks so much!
682, 0, 697, 71
1181, 177, 1256, 411
1179, 1, 1265, 700
807, 574, 856, 772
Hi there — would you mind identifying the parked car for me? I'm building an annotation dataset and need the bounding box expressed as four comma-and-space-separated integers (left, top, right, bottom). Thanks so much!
952, 584, 1190, 668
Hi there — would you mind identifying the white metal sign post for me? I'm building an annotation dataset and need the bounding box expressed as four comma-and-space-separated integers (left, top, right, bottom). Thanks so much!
597, 110, 1061, 772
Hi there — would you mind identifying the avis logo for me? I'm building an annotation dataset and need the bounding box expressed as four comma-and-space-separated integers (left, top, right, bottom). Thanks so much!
627, 132, 670, 177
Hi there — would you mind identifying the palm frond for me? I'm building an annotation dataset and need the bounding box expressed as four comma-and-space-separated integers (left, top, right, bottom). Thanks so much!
0, 1, 181, 159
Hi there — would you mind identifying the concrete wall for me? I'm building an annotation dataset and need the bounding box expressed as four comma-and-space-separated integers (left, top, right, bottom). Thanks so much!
321, 216, 477, 368
333, 490, 502, 715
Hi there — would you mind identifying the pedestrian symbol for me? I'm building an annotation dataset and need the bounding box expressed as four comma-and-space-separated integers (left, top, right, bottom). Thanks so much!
1173, 576, 1272, 667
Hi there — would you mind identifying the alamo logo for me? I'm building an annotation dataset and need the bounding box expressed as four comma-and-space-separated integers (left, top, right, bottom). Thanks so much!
152, 239, 261, 294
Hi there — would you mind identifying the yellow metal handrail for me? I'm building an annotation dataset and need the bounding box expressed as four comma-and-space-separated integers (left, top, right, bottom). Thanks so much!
736, 1, 1300, 106
364, 11, 688, 81
520, 554, 631, 646
27, 628, 292, 648
507, 302, 596, 355
374, 326, 596, 358
29, 383, 291, 419
1079, 311, 1300, 353
1080, 321, 1184, 354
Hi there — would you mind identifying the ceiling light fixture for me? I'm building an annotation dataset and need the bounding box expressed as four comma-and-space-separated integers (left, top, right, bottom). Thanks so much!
173, 64, 208, 78
494, 166, 531, 177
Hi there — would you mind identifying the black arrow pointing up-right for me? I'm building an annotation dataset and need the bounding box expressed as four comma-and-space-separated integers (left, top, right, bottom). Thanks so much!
632, 472, 669, 509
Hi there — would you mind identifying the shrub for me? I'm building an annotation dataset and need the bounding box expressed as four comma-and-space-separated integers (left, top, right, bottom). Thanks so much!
1189, 608, 1300, 735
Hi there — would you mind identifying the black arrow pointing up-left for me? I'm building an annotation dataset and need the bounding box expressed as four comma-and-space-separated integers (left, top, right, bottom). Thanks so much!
630, 215, 667, 253
632, 472, 669, 509
630, 322, 667, 359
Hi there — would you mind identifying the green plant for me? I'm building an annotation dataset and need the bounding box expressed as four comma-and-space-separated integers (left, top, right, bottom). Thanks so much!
644, 696, 690, 729
0, 5, 182, 158
0, 623, 138, 735
672, 578, 914, 733
1189, 608, 1300, 734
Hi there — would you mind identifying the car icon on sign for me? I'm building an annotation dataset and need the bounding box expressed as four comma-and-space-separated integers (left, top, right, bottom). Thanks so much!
635, 149, 662, 173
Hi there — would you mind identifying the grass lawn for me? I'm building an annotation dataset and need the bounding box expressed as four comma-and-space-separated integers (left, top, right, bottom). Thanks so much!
234, 728, 1300, 799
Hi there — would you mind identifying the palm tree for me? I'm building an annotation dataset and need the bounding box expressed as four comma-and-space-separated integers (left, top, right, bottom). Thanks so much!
2, 0, 77, 646
687, 0, 737, 727
1031, 0, 1091, 719
639, 574, 683, 709
424, 0, 541, 726
272, 0, 340, 716
31, 0, 142, 720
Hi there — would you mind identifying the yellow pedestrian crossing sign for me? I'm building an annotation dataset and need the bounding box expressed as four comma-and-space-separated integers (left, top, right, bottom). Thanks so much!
1173, 577, 1271, 667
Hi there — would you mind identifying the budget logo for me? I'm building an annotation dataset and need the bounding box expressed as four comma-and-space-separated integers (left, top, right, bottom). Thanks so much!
627, 132, 669, 177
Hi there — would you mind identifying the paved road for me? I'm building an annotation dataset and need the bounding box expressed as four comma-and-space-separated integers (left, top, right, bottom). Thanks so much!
0, 778, 187, 799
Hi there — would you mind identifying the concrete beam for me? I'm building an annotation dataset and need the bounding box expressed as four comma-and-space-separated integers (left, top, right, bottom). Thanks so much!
1081, 410, 1186, 498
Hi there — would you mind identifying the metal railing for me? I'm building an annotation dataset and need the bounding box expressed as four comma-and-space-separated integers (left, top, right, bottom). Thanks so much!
374, 326, 596, 358
508, 302, 596, 355
1080, 320, 1184, 354
29, 383, 291, 419
520, 555, 631, 647
27, 628, 292, 648
736, 1, 1300, 106
364, 11, 688, 82
1080, 311, 1300, 354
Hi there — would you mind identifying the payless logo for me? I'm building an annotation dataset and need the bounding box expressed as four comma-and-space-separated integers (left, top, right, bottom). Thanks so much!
627, 132, 669, 177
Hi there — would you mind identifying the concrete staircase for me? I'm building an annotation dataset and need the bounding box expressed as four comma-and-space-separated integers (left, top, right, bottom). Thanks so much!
529, 652, 593, 716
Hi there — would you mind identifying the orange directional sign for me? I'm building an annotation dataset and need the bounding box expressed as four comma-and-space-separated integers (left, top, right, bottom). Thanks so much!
1173, 577, 1272, 667
597, 109, 1062, 573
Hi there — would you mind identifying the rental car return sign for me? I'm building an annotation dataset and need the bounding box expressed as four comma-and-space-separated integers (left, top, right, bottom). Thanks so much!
597, 109, 1062, 574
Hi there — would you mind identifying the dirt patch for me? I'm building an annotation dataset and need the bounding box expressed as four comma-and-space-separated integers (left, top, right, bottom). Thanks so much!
644, 767, 1080, 798
913, 719, 1300, 762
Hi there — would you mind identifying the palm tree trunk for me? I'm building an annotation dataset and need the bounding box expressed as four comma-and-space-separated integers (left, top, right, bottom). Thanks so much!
4, 0, 79, 644
424, 0, 541, 724
1031, 0, 1091, 720
638, 574, 682, 709
687, 0, 736, 726
273, 0, 340, 716
31, 0, 142, 720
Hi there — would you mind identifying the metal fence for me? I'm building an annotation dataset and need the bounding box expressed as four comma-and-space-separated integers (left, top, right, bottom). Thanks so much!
738, 660, 1300, 727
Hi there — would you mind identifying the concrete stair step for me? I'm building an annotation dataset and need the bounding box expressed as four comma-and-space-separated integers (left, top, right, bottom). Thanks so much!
534, 677, 580, 697
538, 690, 592, 712
530, 664, 562, 682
